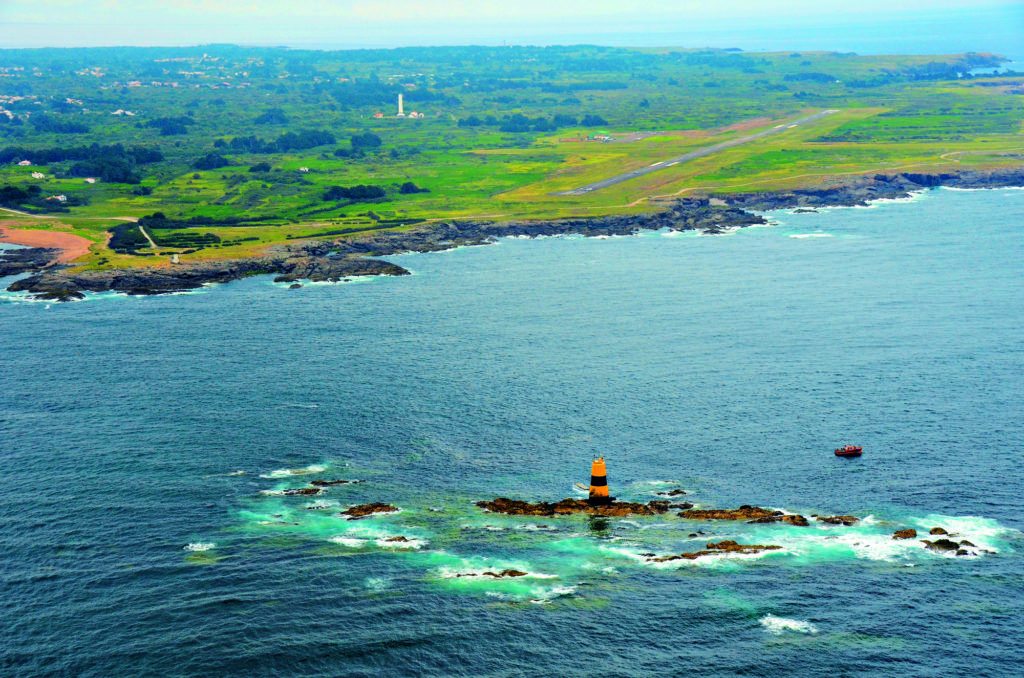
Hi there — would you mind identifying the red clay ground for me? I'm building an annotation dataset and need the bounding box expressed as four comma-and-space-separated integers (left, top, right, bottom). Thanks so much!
0, 225, 94, 264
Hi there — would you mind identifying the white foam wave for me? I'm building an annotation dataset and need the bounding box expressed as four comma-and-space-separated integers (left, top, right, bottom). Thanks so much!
789, 233, 833, 239
260, 463, 327, 479
516, 524, 558, 531
376, 537, 427, 550
529, 585, 577, 604
184, 542, 215, 552
365, 577, 390, 592
760, 615, 818, 635
909, 514, 1018, 554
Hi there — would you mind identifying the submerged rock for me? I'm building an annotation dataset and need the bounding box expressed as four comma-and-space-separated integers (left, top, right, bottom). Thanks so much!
816, 515, 860, 526
342, 502, 398, 519
893, 528, 918, 540
455, 569, 528, 578
384, 536, 409, 543
475, 497, 671, 517
648, 540, 782, 562
922, 538, 960, 552
656, 489, 687, 497
310, 479, 356, 487
282, 487, 321, 496
929, 527, 949, 535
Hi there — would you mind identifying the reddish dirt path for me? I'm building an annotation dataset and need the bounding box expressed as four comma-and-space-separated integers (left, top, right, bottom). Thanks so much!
0, 225, 94, 264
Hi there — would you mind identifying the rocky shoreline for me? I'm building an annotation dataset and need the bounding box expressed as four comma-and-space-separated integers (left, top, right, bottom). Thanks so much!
5, 168, 1023, 301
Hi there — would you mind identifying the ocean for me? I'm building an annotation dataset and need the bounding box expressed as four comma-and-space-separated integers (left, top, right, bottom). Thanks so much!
1, 187, 1022, 676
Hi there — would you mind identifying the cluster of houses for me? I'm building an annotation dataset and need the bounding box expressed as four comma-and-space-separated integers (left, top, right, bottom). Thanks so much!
14, 160, 97, 189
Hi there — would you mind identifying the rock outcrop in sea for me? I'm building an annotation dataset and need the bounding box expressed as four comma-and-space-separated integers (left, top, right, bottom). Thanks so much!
647, 540, 783, 562
341, 502, 398, 519
476, 497, 688, 517
679, 505, 819, 526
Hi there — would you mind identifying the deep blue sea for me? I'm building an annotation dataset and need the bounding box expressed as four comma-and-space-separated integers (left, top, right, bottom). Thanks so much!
2, 187, 1023, 677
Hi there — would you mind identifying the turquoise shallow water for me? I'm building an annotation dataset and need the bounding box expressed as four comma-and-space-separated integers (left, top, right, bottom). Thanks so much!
1, 187, 1023, 676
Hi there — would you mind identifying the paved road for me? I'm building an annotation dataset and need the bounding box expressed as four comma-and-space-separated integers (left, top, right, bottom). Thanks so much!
554, 110, 839, 196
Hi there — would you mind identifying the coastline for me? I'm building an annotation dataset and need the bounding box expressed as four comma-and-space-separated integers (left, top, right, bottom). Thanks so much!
4, 167, 1023, 301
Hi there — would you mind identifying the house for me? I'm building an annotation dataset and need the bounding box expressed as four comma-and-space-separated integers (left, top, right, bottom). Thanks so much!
372, 112, 384, 118
298, 167, 309, 173
31, 171, 44, 179
84, 178, 97, 184
17, 160, 31, 166
46, 195, 67, 202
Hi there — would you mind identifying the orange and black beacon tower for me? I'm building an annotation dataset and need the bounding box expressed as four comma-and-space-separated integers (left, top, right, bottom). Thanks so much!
588, 456, 612, 505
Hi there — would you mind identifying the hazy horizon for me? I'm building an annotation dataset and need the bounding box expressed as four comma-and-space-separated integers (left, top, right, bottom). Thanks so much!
1, 1, 1022, 58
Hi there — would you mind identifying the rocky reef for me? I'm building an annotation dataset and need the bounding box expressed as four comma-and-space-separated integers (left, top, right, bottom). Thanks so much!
282, 488, 321, 496
475, 497, 689, 517
6, 246, 408, 301
815, 515, 860, 526
341, 502, 398, 519
647, 539, 782, 562
454, 569, 528, 578
679, 505, 816, 526
0, 246, 61, 277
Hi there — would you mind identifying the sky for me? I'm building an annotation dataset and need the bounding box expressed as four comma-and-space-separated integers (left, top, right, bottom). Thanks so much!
1, 0, 1022, 56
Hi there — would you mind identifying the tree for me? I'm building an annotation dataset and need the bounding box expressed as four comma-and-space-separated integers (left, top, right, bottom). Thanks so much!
254, 107, 289, 125
350, 132, 382, 151
192, 153, 231, 170
399, 182, 429, 194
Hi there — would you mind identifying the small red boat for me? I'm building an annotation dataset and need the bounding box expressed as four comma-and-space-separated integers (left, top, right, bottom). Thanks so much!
834, 445, 863, 457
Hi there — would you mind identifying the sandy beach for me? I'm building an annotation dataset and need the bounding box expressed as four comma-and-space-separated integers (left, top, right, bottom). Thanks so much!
0, 225, 93, 264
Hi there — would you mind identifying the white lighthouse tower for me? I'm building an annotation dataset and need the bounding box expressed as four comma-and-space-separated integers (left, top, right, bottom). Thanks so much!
396, 93, 405, 117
